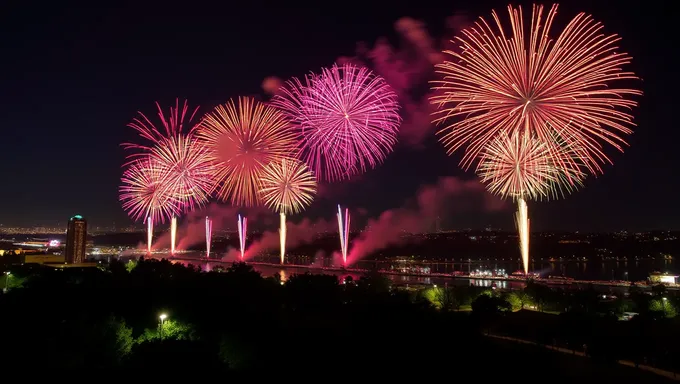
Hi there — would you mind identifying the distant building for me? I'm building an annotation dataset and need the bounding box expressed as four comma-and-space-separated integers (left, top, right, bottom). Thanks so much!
65, 215, 87, 264
649, 272, 678, 285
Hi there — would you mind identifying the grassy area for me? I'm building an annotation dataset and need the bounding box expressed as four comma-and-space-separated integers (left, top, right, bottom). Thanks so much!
487, 337, 676, 382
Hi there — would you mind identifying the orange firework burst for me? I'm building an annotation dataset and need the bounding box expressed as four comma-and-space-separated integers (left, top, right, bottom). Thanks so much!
476, 131, 585, 201
196, 97, 296, 206
431, 4, 641, 173
259, 158, 317, 215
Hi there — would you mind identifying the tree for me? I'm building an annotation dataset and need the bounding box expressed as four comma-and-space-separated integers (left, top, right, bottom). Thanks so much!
506, 290, 533, 311
422, 287, 459, 311
137, 320, 197, 343
649, 299, 677, 318
472, 294, 511, 317
125, 259, 137, 273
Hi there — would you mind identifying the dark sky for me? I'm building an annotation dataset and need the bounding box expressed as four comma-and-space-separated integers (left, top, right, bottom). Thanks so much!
0, 0, 676, 231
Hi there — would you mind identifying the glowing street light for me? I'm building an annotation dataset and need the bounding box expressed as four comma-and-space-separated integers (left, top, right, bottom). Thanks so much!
3, 271, 10, 293
159, 313, 168, 341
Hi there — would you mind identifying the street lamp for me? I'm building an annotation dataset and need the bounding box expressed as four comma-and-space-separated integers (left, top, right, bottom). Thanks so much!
3, 271, 10, 293
159, 313, 168, 341
662, 297, 668, 317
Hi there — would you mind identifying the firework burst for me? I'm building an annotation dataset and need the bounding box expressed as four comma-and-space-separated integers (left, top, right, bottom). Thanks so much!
196, 97, 297, 206
151, 135, 214, 213
259, 158, 317, 215
476, 131, 586, 201
259, 158, 317, 264
119, 157, 178, 225
273, 64, 401, 182
431, 4, 641, 172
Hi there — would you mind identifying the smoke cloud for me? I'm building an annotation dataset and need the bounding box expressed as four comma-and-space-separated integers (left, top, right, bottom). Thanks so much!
346, 177, 506, 264
239, 217, 335, 260
151, 204, 269, 251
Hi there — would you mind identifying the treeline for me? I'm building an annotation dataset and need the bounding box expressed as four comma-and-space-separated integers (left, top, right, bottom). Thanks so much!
0, 259, 676, 380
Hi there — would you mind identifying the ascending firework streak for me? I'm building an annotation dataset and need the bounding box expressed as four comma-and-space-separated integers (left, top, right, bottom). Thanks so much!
337, 205, 350, 266
516, 199, 529, 275
279, 213, 286, 265
147, 217, 153, 253
170, 217, 177, 255
205, 216, 213, 258
237, 214, 247, 260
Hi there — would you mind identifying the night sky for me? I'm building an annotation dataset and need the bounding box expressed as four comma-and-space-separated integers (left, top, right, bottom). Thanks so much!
0, 1, 676, 231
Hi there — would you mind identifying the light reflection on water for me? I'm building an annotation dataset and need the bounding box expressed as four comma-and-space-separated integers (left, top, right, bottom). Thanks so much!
157, 254, 677, 293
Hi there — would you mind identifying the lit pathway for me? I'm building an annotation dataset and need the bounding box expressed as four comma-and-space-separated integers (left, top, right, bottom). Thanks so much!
486, 333, 679, 381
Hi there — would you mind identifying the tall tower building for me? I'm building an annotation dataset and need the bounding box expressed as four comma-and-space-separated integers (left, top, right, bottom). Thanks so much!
65, 215, 87, 264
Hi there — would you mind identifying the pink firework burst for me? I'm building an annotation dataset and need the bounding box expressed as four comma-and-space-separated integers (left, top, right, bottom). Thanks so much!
273, 64, 401, 182
122, 99, 213, 214
151, 135, 214, 213
124, 99, 200, 156
119, 157, 179, 224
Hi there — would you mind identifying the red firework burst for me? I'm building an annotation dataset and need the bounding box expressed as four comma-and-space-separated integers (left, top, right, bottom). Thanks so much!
431, 4, 641, 173
119, 157, 179, 224
195, 97, 296, 206
273, 64, 401, 182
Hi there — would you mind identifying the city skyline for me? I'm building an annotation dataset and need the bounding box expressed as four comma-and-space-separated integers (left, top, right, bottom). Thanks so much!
1, 1, 677, 231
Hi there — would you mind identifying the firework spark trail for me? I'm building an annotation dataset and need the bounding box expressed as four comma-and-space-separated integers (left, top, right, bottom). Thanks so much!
516, 197, 530, 274
170, 217, 177, 255
147, 217, 153, 253
279, 213, 287, 265
237, 214, 248, 260
272, 64, 402, 182
258, 158, 317, 264
205, 216, 213, 258
196, 97, 297, 206
431, 4, 641, 173
337, 205, 350, 265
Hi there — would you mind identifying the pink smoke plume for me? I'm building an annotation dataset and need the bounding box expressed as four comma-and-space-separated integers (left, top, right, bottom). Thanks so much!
346, 177, 505, 265
234, 217, 335, 261
262, 13, 471, 147
150, 204, 269, 251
